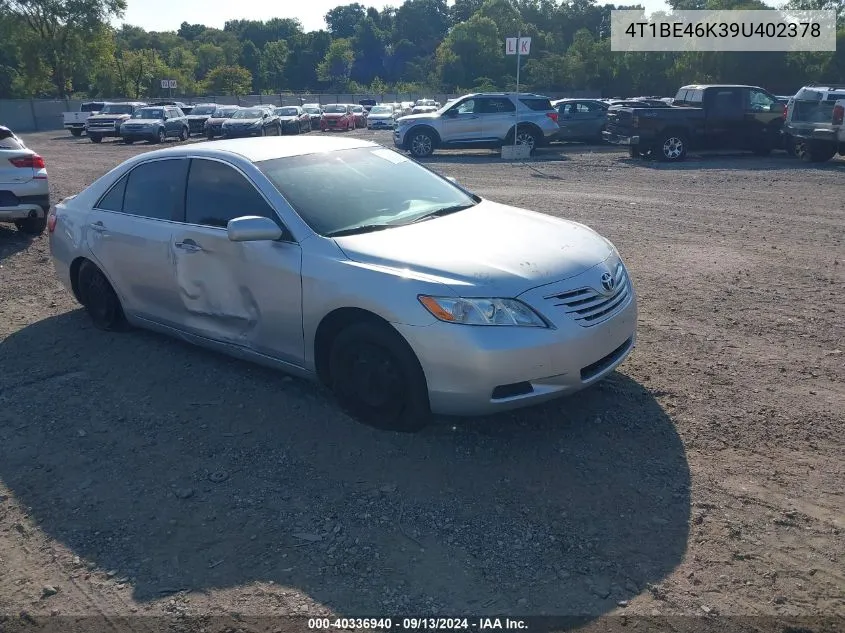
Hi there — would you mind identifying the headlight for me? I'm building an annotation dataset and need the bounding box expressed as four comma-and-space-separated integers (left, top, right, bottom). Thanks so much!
418, 295, 548, 327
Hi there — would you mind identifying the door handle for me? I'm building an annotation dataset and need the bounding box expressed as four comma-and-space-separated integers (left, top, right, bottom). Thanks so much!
175, 240, 203, 252
89, 221, 105, 232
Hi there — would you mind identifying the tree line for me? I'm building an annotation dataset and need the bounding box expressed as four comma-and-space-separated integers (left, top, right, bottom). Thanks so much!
0, 0, 843, 101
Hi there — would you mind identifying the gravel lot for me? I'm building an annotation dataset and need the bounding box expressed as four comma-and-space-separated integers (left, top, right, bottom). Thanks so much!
0, 130, 843, 630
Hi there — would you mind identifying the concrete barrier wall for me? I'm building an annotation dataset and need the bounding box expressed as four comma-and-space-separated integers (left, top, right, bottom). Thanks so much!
2, 91, 602, 132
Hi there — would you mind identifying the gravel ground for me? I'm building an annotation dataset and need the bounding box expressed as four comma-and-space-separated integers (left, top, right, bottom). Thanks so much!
0, 129, 843, 631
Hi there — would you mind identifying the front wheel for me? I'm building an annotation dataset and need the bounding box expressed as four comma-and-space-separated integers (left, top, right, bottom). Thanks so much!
156, 128, 166, 144
328, 322, 430, 432
123, 138, 134, 145
409, 131, 435, 158
14, 215, 47, 236
89, 134, 102, 144
206, 131, 214, 140
179, 127, 188, 142
628, 146, 641, 158
70, 129, 83, 137
77, 260, 127, 331
656, 133, 687, 162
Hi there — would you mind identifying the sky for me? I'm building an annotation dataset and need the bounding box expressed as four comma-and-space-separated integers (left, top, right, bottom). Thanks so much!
115, 0, 672, 34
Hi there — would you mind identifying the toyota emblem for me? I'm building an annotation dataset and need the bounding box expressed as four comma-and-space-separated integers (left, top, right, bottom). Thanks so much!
600, 271, 615, 293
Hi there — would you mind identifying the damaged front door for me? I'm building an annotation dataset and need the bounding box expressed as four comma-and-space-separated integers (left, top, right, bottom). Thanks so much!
171, 157, 304, 365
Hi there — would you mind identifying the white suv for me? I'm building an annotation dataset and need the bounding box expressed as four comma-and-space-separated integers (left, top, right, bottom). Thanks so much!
784, 83, 845, 163
393, 92, 560, 158
0, 126, 49, 236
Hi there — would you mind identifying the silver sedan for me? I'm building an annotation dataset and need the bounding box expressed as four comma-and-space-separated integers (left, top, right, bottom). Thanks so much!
48, 137, 637, 431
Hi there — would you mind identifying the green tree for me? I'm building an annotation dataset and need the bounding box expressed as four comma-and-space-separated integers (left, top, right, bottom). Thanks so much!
436, 15, 502, 89
262, 40, 289, 91
317, 38, 355, 87
325, 3, 367, 37
204, 64, 252, 95
2, 0, 127, 97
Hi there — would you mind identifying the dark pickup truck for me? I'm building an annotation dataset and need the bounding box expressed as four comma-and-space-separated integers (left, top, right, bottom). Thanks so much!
603, 84, 785, 161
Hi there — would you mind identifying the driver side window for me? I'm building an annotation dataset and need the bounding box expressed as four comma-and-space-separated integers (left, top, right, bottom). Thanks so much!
185, 158, 279, 229
455, 99, 476, 115
748, 89, 776, 112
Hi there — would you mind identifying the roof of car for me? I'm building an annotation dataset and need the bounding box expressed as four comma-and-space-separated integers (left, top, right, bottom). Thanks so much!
139, 136, 378, 163
678, 84, 759, 90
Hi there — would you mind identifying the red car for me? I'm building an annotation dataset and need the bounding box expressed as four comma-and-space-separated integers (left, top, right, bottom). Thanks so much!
351, 104, 368, 127
321, 104, 356, 131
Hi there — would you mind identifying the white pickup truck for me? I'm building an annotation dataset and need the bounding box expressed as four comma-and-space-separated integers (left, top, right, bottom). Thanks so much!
783, 84, 845, 162
63, 101, 106, 137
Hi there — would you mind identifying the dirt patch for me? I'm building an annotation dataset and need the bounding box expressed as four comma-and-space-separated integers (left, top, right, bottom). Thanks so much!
0, 130, 842, 627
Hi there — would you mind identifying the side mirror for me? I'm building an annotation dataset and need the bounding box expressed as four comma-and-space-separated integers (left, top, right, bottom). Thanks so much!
227, 216, 283, 242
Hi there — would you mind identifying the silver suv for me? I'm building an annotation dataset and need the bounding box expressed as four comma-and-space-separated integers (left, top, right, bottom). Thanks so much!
393, 92, 559, 158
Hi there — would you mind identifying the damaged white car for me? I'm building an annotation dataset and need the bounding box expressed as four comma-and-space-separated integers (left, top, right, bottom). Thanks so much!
48, 137, 636, 431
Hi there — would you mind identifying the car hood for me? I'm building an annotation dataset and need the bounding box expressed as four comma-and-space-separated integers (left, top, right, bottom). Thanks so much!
368, 113, 394, 119
278, 116, 298, 121
187, 114, 211, 120
89, 113, 131, 120
333, 200, 613, 296
124, 118, 162, 125
323, 112, 349, 117
225, 118, 261, 124
398, 112, 438, 123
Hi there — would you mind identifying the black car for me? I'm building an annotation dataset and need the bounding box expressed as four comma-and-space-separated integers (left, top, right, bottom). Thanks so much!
185, 103, 218, 135
359, 98, 377, 113
220, 106, 282, 138
274, 106, 311, 134
302, 105, 323, 130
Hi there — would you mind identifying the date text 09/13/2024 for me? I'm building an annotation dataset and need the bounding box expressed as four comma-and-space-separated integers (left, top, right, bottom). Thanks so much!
307, 617, 529, 630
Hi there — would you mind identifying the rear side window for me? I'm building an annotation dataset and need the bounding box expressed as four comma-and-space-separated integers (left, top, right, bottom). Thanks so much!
96, 174, 128, 211
123, 159, 188, 221
185, 158, 277, 229
81, 102, 104, 112
483, 97, 516, 113
519, 97, 553, 111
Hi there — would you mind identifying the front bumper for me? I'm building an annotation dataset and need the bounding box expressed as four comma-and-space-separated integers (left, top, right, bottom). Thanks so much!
222, 127, 261, 138
368, 119, 394, 129
187, 119, 207, 133
602, 131, 639, 146
394, 285, 637, 416
86, 123, 122, 137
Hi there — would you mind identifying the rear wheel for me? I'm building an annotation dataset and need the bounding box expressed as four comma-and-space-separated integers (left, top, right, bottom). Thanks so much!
328, 321, 430, 432
511, 126, 540, 154
77, 260, 127, 331
14, 215, 47, 236
795, 139, 836, 163
179, 126, 188, 142
656, 133, 687, 162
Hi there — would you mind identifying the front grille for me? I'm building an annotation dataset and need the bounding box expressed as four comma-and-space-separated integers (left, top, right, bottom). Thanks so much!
546, 263, 631, 327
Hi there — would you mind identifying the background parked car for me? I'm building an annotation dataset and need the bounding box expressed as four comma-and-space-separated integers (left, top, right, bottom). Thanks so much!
302, 104, 323, 129
63, 101, 105, 137
204, 105, 239, 139
0, 125, 49, 235
120, 105, 189, 144
85, 102, 145, 143
222, 106, 281, 138
784, 83, 845, 162
351, 104, 368, 127
148, 100, 193, 115
185, 103, 218, 135
359, 98, 377, 112
274, 106, 311, 134
321, 104, 356, 131
554, 99, 609, 143
412, 99, 438, 114
366, 104, 397, 130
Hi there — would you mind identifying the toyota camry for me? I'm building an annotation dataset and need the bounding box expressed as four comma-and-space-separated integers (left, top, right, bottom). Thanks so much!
48, 137, 637, 432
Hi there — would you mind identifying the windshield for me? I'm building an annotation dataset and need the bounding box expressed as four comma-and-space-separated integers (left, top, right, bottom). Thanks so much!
231, 108, 264, 119
215, 108, 238, 118
100, 104, 135, 115
416, 99, 434, 106
323, 105, 348, 113
370, 106, 393, 114
133, 108, 164, 119
256, 147, 476, 236
276, 107, 299, 116
191, 106, 217, 115
303, 107, 321, 114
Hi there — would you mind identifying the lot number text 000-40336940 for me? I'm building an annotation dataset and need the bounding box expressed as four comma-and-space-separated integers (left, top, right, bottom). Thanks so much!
610, 9, 837, 52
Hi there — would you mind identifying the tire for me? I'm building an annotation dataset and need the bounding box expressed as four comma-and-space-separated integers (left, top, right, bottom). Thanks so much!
628, 146, 641, 158
123, 138, 134, 144
656, 133, 687, 162
156, 128, 166, 144
179, 126, 188, 142
77, 260, 127, 331
784, 135, 796, 156
409, 130, 435, 158
14, 214, 47, 236
277, 124, 283, 136
795, 139, 836, 163
328, 321, 430, 432
89, 134, 102, 144
259, 126, 266, 137
509, 126, 540, 154
70, 129, 83, 137
207, 130, 214, 140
